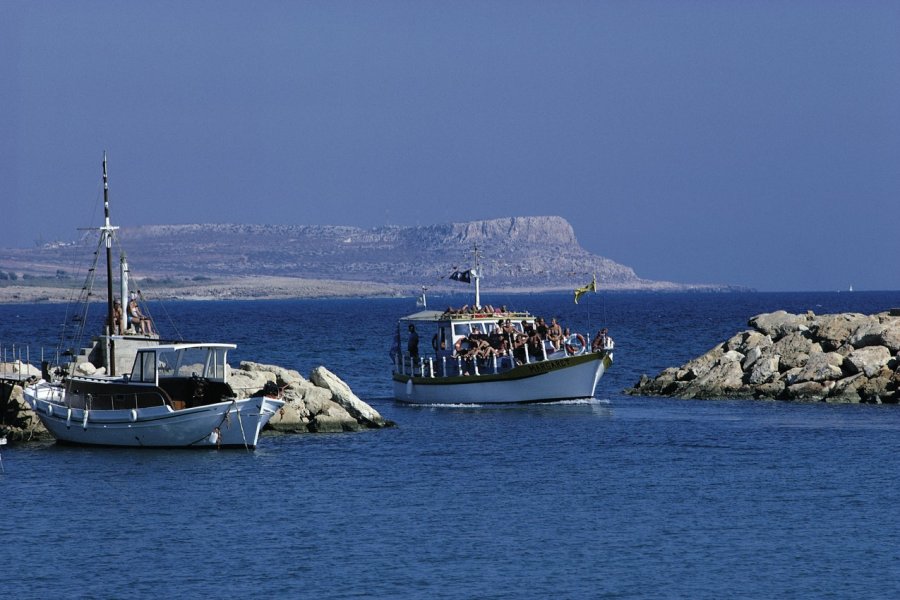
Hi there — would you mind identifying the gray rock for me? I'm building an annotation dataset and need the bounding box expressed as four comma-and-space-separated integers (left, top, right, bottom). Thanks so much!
239, 361, 306, 387
680, 359, 746, 398
848, 316, 900, 353
309, 405, 362, 433
785, 381, 827, 401
748, 311, 811, 340
845, 346, 892, 377
681, 344, 726, 380
748, 356, 781, 385
771, 332, 820, 370
810, 313, 869, 351
859, 368, 895, 403
310, 366, 385, 427
742, 346, 764, 370
228, 369, 274, 399
827, 373, 866, 403
791, 351, 845, 383
754, 380, 786, 398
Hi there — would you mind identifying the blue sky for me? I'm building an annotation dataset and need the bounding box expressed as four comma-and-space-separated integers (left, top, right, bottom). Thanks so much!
2, 1, 898, 291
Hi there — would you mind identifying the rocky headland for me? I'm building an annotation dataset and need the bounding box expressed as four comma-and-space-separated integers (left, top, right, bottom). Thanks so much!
0, 361, 391, 444
628, 309, 900, 403
0, 216, 746, 303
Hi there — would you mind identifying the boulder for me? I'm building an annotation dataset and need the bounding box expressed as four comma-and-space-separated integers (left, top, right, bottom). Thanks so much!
785, 380, 827, 401
810, 313, 869, 351
0, 381, 50, 442
754, 380, 786, 398
229, 369, 274, 399
726, 330, 774, 355
848, 316, 900, 353
771, 332, 820, 370
233, 361, 390, 432
845, 346, 892, 378
680, 344, 726, 380
859, 367, 896, 403
310, 406, 362, 433
310, 366, 385, 427
239, 361, 306, 388
748, 356, 781, 385
267, 401, 311, 433
74, 361, 97, 376
827, 373, 866, 403
791, 351, 845, 383
748, 311, 811, 339
742, 346, 764, 370
680, 358, 746, 398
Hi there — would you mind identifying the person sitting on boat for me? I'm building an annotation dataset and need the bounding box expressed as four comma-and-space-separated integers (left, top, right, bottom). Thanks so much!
548, 318, 563, 350
591, 328, 609, 352
110, 299, 124, 334
512, 333, 528, 365
535, 317, 549, 340
127, 293, 154, 335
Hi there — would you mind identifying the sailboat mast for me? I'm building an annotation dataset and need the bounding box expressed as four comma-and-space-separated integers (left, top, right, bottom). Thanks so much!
102, 152, 115, 339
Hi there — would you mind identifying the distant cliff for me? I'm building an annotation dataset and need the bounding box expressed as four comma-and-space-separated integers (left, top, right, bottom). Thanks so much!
1, 216, 743, 297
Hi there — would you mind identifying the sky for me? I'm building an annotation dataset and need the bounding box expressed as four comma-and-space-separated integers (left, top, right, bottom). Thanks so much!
2, 1, 898, 292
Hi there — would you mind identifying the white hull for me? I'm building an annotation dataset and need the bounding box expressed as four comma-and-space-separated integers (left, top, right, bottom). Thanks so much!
25, 381, 283, 448
393, 352, 611, 404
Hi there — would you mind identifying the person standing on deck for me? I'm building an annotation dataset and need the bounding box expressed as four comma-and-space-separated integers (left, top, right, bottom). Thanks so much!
407, 324, 420, 361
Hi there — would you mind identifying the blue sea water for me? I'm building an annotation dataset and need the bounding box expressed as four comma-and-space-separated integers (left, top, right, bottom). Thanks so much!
3, 291, 900, 599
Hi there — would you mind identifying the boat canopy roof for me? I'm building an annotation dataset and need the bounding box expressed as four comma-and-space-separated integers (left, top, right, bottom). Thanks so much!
136, 343, 238, 354
399, 308, 534, 324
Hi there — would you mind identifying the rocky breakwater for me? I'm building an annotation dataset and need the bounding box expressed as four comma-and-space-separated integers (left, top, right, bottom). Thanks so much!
1, 361, 391, 444
229, 362, 392, 432
628, 309, 900, 403
1, 361, 46, 442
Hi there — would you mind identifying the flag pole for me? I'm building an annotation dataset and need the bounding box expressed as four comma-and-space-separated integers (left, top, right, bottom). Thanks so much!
473, 243, 481, 310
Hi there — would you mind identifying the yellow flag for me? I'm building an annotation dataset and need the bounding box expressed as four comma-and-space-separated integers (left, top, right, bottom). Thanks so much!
574, 274, 598, 304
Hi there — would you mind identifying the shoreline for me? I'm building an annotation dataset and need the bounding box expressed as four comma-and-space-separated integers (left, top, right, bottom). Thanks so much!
0, 276, 748, 305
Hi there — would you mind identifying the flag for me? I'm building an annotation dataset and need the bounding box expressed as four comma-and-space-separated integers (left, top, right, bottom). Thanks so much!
449, 269, 472, 284
574, 274, 598, 304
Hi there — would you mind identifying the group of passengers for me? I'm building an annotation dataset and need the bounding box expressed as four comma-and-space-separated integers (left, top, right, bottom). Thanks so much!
452, 316, 573, 367
442, 304, 508, 317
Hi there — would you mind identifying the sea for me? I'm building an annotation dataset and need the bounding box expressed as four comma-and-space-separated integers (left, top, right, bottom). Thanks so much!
2, 291, 900, 599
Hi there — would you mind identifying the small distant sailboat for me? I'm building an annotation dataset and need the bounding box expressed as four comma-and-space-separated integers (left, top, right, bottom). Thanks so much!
849, 284, 854, 292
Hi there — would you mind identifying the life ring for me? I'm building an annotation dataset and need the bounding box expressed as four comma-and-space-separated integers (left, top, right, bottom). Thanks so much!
565, 333, 587, 356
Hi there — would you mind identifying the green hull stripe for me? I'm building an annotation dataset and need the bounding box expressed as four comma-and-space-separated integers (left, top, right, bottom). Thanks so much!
393, 351, 611, 386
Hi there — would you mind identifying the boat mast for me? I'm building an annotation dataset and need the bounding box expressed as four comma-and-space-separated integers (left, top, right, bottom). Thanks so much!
100, 152, 123, 375
102, 152, 115, 338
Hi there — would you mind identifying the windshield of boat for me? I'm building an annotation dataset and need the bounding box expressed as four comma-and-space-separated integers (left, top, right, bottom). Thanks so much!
130, 346, 230, 384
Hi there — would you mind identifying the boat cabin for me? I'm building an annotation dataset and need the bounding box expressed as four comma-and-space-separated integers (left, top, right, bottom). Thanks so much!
66, 343, 240, 411
393, 307, 578, 379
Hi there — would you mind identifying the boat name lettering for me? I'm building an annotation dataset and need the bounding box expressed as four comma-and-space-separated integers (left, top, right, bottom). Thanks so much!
525, 358, 570, 375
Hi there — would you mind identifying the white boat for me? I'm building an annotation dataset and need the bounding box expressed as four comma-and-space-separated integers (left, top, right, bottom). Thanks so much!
25, 343, 283, 448
23, 154, 283, 448
391, 254, 613, 404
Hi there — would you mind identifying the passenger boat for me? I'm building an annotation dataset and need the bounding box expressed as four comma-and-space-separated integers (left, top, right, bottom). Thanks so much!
23, 154, 283, 448
391, 257, 614, 404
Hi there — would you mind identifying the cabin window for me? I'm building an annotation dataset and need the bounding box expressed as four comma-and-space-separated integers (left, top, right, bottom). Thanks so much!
133, 352, 157, 383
